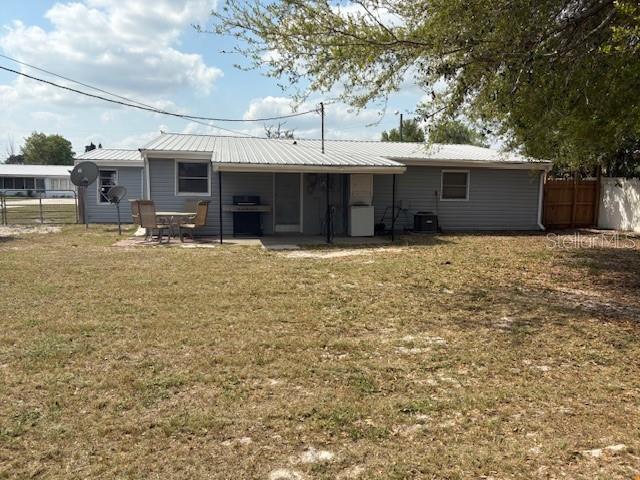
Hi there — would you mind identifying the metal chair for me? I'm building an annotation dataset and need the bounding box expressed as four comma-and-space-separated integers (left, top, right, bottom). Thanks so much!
179, 201, 209, 241
183, 199, 199, 215
130, 199, 141, 225
137, 200, 170, 243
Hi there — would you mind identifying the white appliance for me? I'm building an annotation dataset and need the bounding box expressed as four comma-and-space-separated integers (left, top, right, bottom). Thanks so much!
350, 174, 373, 205
349, 205, 375, 236
348, 174, 375, 236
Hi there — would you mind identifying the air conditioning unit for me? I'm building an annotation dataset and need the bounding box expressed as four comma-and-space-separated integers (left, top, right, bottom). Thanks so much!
414, 212, 438, 233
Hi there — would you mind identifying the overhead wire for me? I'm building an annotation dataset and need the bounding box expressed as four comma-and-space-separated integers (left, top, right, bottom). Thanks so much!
0, 64, 320, 123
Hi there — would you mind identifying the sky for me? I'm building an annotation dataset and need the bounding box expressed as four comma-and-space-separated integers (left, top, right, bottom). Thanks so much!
0, 0, 425, 161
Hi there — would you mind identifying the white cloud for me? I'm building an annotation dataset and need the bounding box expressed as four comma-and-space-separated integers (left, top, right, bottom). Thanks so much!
112, 126, 170, 149
0, 0, 221, 109
241, 96, 384, 139
332, 3, 403, 28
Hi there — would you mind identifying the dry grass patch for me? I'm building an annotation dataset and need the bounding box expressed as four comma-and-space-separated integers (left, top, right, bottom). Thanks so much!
0, 227, 639, 479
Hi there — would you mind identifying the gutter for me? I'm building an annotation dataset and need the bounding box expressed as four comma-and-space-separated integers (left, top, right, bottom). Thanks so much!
211, 162, 406, 175
394, 157, 553, 171
140, 150, 151, 200
537, 171, 546, 231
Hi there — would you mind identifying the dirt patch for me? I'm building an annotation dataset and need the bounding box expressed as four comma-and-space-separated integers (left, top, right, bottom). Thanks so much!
581, 444, 627, 458
283, 247, 405, 259
0, 225, 61, 236
551, 286, 640, 320
297, 447, 335, 464
269, 469, 304, 480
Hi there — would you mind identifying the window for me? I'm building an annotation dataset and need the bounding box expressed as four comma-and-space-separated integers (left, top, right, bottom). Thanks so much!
441, 170, 469, 201
176, 161, 210, 195
98, 169, 117, 203
24, 178, 35, 189
35, 179, 45, 191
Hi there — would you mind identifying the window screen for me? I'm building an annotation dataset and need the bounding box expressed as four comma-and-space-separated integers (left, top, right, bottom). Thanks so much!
441, 171, 469, 200
177, 162, 209, 194
98, 170, 117, 203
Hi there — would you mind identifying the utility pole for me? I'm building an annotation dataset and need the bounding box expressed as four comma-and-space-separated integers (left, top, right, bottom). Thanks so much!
320, 102, 325, 154
399, 113, 403, 142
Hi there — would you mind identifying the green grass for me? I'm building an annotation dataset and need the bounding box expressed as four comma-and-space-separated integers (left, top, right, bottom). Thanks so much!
0, 226, 639, 479
2, 203, 77, 224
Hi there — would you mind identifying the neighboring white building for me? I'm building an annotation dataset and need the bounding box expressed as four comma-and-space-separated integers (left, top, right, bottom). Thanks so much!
0, 164, 75, 197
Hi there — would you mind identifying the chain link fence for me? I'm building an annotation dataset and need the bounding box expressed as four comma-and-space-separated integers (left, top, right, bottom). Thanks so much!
0, 190, 79, 225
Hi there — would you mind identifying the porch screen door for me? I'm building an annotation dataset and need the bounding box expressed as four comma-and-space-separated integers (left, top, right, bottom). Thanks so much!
274, 173, 301, 232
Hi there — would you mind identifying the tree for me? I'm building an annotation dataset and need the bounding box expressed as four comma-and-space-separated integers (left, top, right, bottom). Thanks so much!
265, 122, 295, 139
5, 154, 24, 164
604, 137, 640, 177
381, 118, 425, 142
428, 119, 487, 147
21, 132, 74, 165
4, 137, 23, 164
212, 0, 640, 167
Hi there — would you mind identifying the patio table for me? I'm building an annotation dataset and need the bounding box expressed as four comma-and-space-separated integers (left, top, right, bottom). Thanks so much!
156, 211, 196, 242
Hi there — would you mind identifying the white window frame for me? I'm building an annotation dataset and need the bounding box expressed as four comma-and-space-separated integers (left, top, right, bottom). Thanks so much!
97, 169, 118, 205
440, 169, 470, 201
174, 159, 211, 197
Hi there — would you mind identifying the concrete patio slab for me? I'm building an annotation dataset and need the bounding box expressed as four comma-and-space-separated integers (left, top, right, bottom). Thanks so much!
114, 233, 394, 249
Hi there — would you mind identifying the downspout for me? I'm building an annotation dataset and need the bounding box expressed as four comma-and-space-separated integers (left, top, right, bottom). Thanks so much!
537, 170, 545, 231
141, 150, 151, 200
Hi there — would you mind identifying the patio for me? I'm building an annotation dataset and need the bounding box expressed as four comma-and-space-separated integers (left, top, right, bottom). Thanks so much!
114, 230, 395, 250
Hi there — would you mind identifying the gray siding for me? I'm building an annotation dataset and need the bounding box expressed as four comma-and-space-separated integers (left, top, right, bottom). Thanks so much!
373, 166, 542, 231
85, 166, 144, 223
144, 160, 542, 235
148, 158, 274, 235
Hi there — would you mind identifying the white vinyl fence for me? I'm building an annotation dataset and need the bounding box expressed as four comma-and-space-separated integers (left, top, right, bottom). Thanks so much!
598, 177, 640, 232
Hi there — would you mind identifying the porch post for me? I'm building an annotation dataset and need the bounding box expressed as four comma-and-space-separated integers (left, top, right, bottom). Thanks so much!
391, 174, 396, 242
218, 170, 223, 245
326, 173, 331, 244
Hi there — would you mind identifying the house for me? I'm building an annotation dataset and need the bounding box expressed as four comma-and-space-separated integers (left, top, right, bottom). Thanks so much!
75, 149, 144, 223
81, 133, 553, 235
0, 164, 75, 197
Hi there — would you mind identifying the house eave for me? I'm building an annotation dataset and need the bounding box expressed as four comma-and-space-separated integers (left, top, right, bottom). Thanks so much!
74, 160, 144, 168
212, 162, 406, 175
394, 158, 553, 171
140, 149, 213, 161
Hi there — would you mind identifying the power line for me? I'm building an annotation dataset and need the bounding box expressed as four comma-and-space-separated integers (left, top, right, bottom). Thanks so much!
0, 64, 320, 123
0, 53, 256, 137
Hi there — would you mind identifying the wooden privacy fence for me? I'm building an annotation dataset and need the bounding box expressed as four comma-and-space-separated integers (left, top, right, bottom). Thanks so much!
543, 178, 599, 229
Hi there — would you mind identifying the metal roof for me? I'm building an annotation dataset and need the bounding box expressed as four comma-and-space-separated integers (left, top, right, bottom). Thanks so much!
297, 139, 544, 164
0, 164, 71, 178
212, 136, 405, 172
76, 149, 141, 162
143, 133, 217, 152
141, 133, 550, 170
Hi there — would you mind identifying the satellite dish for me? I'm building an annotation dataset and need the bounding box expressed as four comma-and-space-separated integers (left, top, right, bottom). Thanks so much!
107, 185, 127, 204
70, 161, 99, 187
106, 185, 127, 235
70, 161, 98, 230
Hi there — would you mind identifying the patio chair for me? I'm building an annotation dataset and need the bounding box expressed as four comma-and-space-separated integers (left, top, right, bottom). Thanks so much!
179, 200, 209, 241
130, 199, 141, 225
137, 200, 170, 243
182, 199, 199, 215
130, 199, 150, 239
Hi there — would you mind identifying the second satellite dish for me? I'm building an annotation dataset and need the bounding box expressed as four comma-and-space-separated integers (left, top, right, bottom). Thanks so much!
107, 185, 127, 204
107, 185, 128, 235
70, 161, 99, 187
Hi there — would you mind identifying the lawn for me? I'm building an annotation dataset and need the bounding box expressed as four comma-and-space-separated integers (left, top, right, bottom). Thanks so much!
0, 227, 639, 479
2, 202, 77, 224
